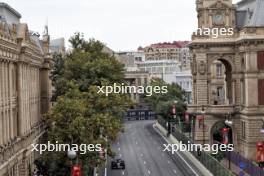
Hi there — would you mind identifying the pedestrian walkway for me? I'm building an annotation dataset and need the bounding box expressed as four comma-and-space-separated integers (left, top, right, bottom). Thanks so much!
221, 158, 250, 176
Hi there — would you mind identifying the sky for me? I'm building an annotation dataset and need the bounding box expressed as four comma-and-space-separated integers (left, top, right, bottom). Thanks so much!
4, 0, 241, 51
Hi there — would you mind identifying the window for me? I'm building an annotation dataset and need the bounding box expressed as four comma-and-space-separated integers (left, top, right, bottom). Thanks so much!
257, 51, 264, 70
258, 79, 264, 105
216, 64, 222, 77
138, 78, 141, 86
241, 121, 246, 140
144, 78, 148, 86
135, 57, 142, 62
217, 87, 224, 100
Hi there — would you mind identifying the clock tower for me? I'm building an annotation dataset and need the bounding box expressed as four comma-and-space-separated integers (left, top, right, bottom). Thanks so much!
196, 0, 236, 29
190, 0, 264, 163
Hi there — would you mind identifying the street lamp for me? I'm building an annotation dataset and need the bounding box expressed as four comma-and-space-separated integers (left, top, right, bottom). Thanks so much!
168, 100, 178, 136
201, 106, 206, 145
67, 150, 80, 176
67, 150, 77, 160
224, 112, 233, 170
225, 112, 233, 127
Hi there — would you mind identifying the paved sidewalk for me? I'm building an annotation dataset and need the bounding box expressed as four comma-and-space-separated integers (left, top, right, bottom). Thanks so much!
220, 158, 249, 176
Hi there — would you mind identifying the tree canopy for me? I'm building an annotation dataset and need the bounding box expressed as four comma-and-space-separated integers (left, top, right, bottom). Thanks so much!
145, 78, 187, 119
38, 32, 131, 175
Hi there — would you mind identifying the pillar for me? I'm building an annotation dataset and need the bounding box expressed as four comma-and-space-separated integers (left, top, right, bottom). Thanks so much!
17, 62, 23, 136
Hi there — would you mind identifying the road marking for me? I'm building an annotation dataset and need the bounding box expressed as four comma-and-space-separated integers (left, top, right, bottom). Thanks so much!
119, 154, 122, 157
153, 125, 200, 176
122, 171, 125, 175
141, 153, 143, 157
118, 147, 121, 151
143, 161, 146, 164
173, 169, 177, 174
167, 160, 170, 164
148, 170, 151, 174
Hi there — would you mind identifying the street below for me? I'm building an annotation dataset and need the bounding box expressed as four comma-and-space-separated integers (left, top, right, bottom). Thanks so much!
107, 120, 203, 176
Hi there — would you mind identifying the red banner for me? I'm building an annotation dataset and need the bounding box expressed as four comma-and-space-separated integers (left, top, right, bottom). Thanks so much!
72, 165, 81, 176
256, 142, 264, 163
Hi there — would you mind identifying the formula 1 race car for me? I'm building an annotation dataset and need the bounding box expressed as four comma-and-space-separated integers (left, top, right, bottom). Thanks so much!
111, 159, 125, 170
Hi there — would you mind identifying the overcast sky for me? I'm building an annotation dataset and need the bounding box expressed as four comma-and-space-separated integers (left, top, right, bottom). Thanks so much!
4, 0, 240, 51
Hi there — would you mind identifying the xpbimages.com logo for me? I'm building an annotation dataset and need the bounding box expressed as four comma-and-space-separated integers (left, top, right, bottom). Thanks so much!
97, 83, 168, 96
163, 141, 234, 155
31, 141, 102, 154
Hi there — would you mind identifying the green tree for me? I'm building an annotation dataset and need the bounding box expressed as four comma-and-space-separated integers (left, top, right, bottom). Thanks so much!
38, 33, 131, 175
50, 53, 67, 101
145, 78, 187, 120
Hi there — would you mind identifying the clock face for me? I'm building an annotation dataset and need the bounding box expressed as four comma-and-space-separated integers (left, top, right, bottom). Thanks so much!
213, 14, 224, 25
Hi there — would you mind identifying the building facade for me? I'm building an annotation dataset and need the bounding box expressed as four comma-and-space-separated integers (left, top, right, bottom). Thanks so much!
50, 38, 65, 55
189, 0, 264, 160
138, 41, 191, 84
175, 70, 193, 104
115, 51, 150, 105
0, 3, 51, 176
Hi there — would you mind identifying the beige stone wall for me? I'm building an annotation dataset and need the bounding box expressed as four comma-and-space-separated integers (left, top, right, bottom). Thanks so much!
0, 22, 51, 176
189, 1, 264, 160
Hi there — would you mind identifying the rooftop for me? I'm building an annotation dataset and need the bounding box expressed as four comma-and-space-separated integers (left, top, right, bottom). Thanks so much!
0, 2, 21, 18
236, 0, 264, 27
149, 41, 190, 49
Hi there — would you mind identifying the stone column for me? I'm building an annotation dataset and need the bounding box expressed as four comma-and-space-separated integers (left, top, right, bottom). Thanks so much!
3, 62, 7, 144
9, 62, 14, 140
0, 111, 3, 146
207, 80, 211, 105
40, 55, 52, 114
17, 62, 23, 136
232, 80, 236, 105
0, 61, 2, 101
244, 51, 258, 107
196, 53, 208, 105
0, 62, 3, 146
3, 111, 6, 144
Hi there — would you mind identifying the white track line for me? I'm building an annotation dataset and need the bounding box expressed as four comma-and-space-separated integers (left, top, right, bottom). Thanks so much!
153, 124, 199, 176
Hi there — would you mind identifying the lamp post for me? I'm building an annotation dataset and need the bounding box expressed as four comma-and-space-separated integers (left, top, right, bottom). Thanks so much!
68, 150, 77, 160
224, 112, 233, 170
67, 150, 79, 176
185, 112, 191, 138
201, 106, 206, 145
168, 100, 177, 136
173, 100, 179, 130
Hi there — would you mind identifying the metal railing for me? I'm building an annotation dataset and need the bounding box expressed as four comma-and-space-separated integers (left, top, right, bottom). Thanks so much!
158, 117, 235, 176
228, 151, 264, 176
125, 109, 156, 121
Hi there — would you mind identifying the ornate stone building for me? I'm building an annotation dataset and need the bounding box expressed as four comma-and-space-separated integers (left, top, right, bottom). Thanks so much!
188, 0, 264, 160
0, 3, 51, 176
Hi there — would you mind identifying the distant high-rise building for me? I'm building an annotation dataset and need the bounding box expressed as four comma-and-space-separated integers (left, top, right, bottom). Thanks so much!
50, 38, 66, 55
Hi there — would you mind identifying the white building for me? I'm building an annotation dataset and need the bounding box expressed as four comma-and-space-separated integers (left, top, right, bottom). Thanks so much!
137, 41, 192, 84
175, 70, 192, 103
